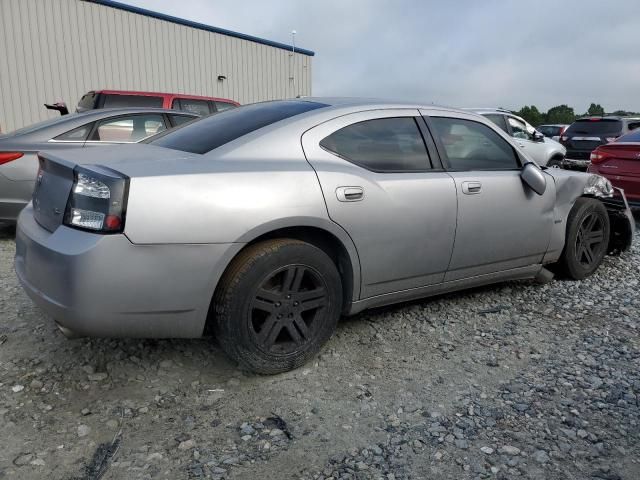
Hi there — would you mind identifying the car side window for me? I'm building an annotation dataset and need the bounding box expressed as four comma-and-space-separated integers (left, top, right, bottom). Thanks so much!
483, 114, 509, 133
174, 98, 212, 116
430, 117, 520, 171
627, 121, 640, 131
320, 117, 431, 172
507, 117, 535, 141
90, 114, 167, 142
53, 124, 92, 141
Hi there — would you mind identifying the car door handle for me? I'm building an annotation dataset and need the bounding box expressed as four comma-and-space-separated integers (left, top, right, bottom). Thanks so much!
461, 181, 482, 195
336, 186, 364, 202
517, 143, 526, 148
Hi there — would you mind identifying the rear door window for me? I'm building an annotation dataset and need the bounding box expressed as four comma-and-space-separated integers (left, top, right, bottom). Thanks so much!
616, 129, 640, 143
102, 94, 163, 109
430, 117, 520, 170
173, 98, 212, 116
320, 117, 431, 172
53, 124, 93, 141
149, 100, 328, 154
90, 114, 167, 142
566, 119, 623, 136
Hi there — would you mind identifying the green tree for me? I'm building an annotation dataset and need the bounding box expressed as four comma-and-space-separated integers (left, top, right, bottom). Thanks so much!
517, 105, 544, 126
545, 105, 575, 124
587, 103, 605, 116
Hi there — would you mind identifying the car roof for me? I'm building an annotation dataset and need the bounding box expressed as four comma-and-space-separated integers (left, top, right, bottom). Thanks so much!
464, 108, 515, 115
575, 116, 640, 121
296, 96, 472, 116
87, 89, 239, 105
4, 108, 199, 138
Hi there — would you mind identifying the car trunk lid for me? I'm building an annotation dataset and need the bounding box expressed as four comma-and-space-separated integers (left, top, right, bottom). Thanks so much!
31, 144, 204, 232
598, 143, 640, 176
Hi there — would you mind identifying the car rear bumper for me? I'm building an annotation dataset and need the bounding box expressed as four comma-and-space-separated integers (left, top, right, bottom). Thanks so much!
15, 205, 241, 338
601, 189, 635, 253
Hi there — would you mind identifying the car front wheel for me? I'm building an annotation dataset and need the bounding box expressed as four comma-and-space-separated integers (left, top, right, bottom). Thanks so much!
213, 239, 342, 374
558, 197, 610, 280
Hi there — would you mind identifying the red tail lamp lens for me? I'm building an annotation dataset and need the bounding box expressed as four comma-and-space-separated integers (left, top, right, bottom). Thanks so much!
104, 215, 122, 230
0, 152, 24, 165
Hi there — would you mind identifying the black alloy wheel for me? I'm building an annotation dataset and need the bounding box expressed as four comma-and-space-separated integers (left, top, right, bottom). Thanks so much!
558, 197, 610, 280
214, 239, 342, 374
574, 212, 606, 268
250, 265, 329, 354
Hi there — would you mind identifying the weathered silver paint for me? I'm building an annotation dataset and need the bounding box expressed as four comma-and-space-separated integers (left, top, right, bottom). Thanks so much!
14, 99, 635, 339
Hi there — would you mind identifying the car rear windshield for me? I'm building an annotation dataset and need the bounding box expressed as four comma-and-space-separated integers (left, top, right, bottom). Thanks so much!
78, 92, 97, 110
566, 119, 622, 136
149, 100, 328, 154
616, 129, 640, 143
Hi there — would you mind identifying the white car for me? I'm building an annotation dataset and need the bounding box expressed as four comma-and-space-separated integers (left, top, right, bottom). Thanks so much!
467, 109, 566, 168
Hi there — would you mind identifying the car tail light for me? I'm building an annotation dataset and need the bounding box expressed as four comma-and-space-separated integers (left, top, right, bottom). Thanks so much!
560, 136, 569, 144
64, 166, 129, 233
590, 149, 613, 165
0, 152, 24, 165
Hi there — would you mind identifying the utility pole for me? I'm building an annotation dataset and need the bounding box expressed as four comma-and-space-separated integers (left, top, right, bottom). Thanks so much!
291, 30, 297, 97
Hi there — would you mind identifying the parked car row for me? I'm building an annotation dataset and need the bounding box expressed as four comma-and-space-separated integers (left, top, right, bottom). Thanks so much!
559, 116, 640, 170
12, 98, 635, 374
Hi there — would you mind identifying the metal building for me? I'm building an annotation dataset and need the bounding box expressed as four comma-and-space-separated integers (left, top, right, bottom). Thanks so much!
0, 0, 314, 132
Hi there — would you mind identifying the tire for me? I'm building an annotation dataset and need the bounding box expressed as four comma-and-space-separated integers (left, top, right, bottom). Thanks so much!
558, 197, 610, 280
213, 239, 342, 374
547, 157, 563, 169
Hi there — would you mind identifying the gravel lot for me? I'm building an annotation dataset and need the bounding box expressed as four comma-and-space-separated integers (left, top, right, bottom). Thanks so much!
1, 219, 639, 480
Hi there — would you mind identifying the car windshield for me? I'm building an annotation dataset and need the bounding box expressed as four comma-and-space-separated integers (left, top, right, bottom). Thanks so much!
148, 100, 328, 154
616, 129, 640, 143
566, 119, 622, 135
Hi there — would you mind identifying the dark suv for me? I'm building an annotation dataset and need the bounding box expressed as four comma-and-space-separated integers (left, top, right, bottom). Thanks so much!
560, 116, 640, 170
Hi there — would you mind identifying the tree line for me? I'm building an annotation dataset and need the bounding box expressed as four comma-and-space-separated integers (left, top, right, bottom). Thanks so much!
514, 103, 639, 127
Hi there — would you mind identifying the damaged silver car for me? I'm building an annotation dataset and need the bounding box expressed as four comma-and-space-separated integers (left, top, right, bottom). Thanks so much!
14, 99, 634, 373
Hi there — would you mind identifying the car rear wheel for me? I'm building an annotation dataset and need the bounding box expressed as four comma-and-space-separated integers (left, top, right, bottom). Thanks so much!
558, 197, 610, 280
213, 239, 342, 374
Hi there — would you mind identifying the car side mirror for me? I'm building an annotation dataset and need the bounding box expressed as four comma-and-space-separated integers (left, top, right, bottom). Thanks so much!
533, 131, 545, 143
521, 162, 547, 195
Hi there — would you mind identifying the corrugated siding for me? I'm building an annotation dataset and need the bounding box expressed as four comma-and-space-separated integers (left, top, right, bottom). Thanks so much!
0, 0, 313, 132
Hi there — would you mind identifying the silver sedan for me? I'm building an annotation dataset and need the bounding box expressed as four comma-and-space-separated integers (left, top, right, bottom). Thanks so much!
0, 108, 197, 223
14, 99, 634, 374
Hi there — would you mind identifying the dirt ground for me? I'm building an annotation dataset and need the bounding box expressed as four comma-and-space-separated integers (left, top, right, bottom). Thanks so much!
0, 219, 639, 480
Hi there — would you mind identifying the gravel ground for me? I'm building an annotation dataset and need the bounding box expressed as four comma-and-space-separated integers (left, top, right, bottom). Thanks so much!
0, 219, 639, 480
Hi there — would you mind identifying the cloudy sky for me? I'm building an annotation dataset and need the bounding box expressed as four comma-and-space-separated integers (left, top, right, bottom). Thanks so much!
128, 0, 640, 113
